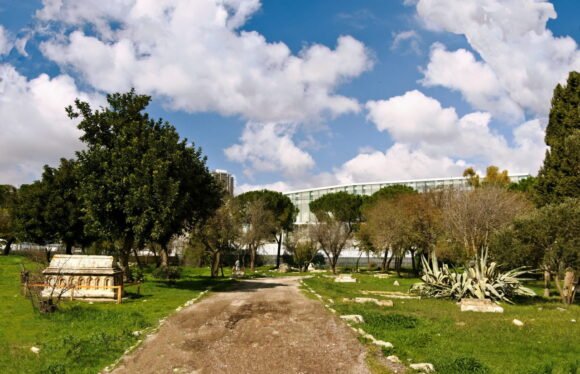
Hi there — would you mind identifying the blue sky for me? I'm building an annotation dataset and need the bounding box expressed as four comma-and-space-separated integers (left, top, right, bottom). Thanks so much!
0, 0, 578, 192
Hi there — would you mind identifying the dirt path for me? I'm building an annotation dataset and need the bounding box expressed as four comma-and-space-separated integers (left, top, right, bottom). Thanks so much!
111, 277, 369, 374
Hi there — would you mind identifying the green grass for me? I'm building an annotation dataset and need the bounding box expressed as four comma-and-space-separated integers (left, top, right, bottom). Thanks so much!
0, 255, 233, 374
303, 273, 580, 374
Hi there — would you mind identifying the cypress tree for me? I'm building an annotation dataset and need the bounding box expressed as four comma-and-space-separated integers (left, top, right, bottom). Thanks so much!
535, 71, 580, 206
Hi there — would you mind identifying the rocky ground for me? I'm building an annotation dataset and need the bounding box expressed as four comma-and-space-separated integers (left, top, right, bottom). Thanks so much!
111, 277, 370, 374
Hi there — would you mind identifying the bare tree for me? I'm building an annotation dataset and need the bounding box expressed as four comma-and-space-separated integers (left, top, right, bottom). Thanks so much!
442, 187, 531, 259
239, 199, 276, 272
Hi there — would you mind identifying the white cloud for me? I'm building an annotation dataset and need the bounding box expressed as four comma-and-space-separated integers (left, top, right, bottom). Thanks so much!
38, 0, 373, 123
366, 90, 457, 143
415, 0, 580, 116
0, 64, 101, 185
391, 30, 421, 55
350, 90, 547, 184
335, 143, 466, 184
421, 43, 523, 120
224, 122, 315, 178
0, 26, 13, 55
236, 181, 292, 194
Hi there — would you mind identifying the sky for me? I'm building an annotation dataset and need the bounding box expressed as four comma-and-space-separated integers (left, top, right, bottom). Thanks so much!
0, 0, 579, 193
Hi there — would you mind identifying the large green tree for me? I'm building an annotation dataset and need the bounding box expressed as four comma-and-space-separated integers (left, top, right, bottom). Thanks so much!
236, 190, 296, 268
490, 198, 579, 304
0, 185, 17, 255
536, 71, 580, 205
68, 90, 219, 275
309, 192, 362, 274
41, 159, 87, 254
13, 181, 55, 248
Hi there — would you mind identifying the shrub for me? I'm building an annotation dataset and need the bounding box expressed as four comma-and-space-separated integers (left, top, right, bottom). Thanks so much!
411, 249, 535, 303
152, 266, 182, 282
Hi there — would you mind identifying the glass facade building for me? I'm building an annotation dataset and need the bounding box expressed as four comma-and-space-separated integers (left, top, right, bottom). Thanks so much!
284, 174, 531, 224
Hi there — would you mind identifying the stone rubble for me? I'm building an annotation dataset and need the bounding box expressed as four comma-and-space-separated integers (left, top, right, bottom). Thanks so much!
340, 314, 365, 323
410, 363, 435, 373
460, 299, 504, 313
512, 319, 524, 327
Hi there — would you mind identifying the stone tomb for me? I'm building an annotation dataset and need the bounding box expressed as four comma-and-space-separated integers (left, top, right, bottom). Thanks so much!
42, 255, 123, 301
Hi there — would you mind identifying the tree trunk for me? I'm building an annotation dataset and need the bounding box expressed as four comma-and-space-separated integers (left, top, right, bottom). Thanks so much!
275, 232, 282, 269
330, 255, 338, 274
395, 255, 402, 277
121, 237, 133, 281
367, 251, 371, 270
133, 247, 143, 269
250, 246, 256, 272
65, 242, 73, 255
3, 237, 15, 255
211, 251, 220, 278
355, 253, 362, 272
381, 249, 389, 272
160, 244, 169, 268
543, 270, 551, 298
386, 252, 393, 271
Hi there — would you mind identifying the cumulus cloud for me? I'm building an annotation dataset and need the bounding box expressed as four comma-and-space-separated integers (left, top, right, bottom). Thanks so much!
0, 64, 102, 185
415, 0, 580, 116
421, 43, 523, 120
391, 30, 421, 55
236, 181, 292, 194
341, 90, 546, 184
224, 122, 315, 179
38, 0, 373, 123
335, 144, 466, 184
0, 26, 13, 55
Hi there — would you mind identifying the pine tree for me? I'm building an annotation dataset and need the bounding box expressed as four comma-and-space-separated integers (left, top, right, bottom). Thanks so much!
535, 71, 580, 206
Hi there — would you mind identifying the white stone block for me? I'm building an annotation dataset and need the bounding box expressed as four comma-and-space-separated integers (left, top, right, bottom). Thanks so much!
460, 299, 504, 313
340, 314, 364, 323
409, 363, 435, 373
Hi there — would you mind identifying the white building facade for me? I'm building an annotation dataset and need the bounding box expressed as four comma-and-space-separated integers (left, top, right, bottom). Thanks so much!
284, 174, 530, 224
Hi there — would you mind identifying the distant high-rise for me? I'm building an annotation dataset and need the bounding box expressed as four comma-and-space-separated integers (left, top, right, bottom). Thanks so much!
212, 169, 235, 196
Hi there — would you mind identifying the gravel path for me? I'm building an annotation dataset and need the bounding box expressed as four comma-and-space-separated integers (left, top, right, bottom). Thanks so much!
111, 277, 369, 374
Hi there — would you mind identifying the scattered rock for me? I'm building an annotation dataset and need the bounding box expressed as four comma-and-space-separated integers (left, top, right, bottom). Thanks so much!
387, 355, 401, 364
132, 330, 141, 337
30, 346, 40, 354
353, 297, 394, 307
361, 290, 420, 299
340, 314, 364, 323
571, 319, 576, 323
460, 299, 504, 313
327, 298, 334, 304
278, 263, 290, 273
455, 321, 466, 327
373, 273, 391, 279
556, 307, 566, 312
410, 363, 435, 373
393, 281, 400, 286
373, 340, 393, 349
307, 263, 316, 272
335, 274, 357, 283
512, 319, 524, 327
175, 306, 183, 312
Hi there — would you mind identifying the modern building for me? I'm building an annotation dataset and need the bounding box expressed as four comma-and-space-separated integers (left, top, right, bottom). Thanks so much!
212, 169, 235, 196
284, 174, 530, 224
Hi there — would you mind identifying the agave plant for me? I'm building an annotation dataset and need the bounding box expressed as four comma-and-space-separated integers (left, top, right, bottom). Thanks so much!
411, 249, 535, 303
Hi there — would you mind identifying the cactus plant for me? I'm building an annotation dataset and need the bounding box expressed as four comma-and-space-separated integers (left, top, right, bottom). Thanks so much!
411, 249, 535, 303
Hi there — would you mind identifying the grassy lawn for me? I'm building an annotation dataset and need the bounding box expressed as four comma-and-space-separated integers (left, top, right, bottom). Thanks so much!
0, 255, 233, 374
302, 272, 580, 374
